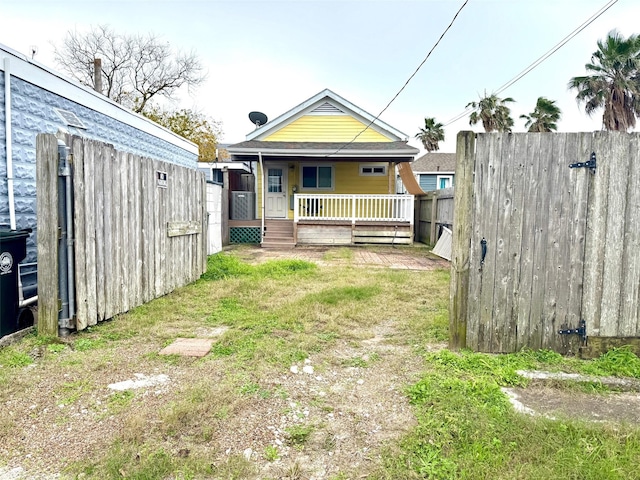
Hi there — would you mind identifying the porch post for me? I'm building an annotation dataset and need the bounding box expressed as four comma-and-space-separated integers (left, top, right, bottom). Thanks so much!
351, 195, 356, 225
259, 152, 264, 245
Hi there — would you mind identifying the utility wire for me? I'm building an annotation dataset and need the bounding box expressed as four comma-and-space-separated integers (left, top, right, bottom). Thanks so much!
444, 0, 619, 127
327, 0, 470, 156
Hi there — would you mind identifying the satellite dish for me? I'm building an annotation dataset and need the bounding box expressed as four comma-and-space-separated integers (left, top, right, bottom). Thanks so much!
249, 111, 268, 128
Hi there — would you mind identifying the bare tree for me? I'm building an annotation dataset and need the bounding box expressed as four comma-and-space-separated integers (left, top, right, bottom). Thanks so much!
54, 25, 206, 113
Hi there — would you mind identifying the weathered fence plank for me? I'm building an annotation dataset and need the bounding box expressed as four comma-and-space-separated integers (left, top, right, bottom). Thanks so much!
494, 134, 520, 352
82, 139, 98, 326
118, 151, 129, 313
113, 149, 124, 315
466, 133, 488, 351
480, 134, 504, 352
140, 158, 153, 302
71, 137, 88, 331
153, 159, 164, 296
503, 134, 527, 353
515, 133, 540, 350
131, 153, 142, 307
541, 134, 567, 352
620, 135, 640, 336
103, 146, 115, 320
564, 133, 590, 353
600, 133, 630, 336
527, 134, 554, 350
583, 133, 611, 337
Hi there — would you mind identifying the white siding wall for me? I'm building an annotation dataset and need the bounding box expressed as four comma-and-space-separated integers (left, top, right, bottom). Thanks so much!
206, 183, 223, 255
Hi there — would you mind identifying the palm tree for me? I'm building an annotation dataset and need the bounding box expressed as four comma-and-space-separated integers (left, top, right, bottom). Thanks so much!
520, 97, 562, 132
568, 30, 640, 131
415, 117, 445, 152
466, 92, 515, 132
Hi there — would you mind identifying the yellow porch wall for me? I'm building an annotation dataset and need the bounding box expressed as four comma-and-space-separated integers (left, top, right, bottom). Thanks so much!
331, 163, 393, 194
264, 116, 389, 142
257, 162, 395, 220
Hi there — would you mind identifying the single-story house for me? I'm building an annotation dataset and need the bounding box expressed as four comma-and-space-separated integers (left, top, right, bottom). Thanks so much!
405, 152, 455, 192
226, 89, 419, 247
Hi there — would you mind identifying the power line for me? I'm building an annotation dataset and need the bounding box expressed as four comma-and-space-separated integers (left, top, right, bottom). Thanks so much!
327, 0, 470, 156
444, 0, 619, 127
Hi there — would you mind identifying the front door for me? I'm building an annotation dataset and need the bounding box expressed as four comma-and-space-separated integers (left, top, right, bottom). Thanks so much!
265, 165, 287, 218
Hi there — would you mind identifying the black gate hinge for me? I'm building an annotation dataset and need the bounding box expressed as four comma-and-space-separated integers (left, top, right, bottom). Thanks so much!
569, 152, 596, 174
558, 319, 586, 342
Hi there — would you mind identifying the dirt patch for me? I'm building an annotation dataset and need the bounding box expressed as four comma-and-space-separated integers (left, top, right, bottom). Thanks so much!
504, 385, 640, 424
0, 324, 424, 479
218, 337, 423, 478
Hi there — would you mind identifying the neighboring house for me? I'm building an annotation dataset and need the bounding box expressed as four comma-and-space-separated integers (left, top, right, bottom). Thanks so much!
226, 89, 419, 247
1, 43, 198, 303
409, 152, 456, 192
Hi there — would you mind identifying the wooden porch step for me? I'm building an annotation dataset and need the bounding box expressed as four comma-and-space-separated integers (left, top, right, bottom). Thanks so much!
264, 221, 293, 233
261, 239, 296, 249
263, 220, 295, 248
263, 234, 295, 242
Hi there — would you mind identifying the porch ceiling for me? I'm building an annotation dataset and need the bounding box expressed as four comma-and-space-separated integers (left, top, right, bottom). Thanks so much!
226, 140, 418, 163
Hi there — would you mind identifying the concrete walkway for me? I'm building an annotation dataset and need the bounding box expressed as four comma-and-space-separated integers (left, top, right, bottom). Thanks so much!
226, 244, 450, 271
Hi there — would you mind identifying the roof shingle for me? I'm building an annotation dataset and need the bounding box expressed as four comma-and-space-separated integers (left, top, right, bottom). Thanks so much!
411, 152, 456, 173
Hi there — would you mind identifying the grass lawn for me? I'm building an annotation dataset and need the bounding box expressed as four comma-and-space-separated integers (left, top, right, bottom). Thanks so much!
1, 248, 640, 479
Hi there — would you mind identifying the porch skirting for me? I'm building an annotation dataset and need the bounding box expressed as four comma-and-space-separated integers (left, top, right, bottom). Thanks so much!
296, 221, 412, 246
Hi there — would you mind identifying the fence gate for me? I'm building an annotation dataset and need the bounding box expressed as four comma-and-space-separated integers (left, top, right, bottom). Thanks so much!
450, 131, 640, 356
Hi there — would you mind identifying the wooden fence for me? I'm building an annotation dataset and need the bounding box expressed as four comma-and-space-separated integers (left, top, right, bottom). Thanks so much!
450, 131, 640, 357
414, 188, 454, 245
37, 134, 207, 334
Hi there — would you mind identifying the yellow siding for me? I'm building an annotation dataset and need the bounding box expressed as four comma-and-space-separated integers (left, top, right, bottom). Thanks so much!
264, 116, 390, 142
333, 163, 393, 194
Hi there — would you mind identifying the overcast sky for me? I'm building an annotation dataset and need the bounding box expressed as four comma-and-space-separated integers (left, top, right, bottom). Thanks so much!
3, 0, 638, 153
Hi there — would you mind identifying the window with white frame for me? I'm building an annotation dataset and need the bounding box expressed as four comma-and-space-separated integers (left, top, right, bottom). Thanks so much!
302, 165, 334, 189
359, 164, 387, 176
437, 175, 453, 189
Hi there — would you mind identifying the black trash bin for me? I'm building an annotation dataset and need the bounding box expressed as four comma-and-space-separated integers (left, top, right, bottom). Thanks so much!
0, 228, 31, 337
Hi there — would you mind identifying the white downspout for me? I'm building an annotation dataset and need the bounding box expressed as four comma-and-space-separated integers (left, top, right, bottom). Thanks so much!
4, 57, 16, 229
259, 152, 264, 245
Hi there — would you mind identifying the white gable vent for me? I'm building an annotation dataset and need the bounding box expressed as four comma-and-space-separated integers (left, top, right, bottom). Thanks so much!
54, 108, 87, 129
310, 102, 345, 115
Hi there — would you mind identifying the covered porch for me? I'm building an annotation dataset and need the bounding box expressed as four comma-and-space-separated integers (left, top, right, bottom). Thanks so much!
293, 193, 414, 246
229, 192, 415, 248
226, 141, 419, 247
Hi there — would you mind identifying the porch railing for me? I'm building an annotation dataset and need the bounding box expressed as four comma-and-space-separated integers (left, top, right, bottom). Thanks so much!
293, 194, 414, 224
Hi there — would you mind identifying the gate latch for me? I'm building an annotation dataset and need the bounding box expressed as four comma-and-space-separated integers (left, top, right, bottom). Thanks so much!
569, 152, 596, 174
558, 319, 586, 342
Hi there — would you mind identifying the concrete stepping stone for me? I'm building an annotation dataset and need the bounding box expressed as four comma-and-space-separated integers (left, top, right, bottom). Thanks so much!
159, 338, 214, 357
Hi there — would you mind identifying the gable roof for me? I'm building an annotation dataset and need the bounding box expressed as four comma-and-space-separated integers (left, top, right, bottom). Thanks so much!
245, 88, 409, 141
411, 152, 456, 173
